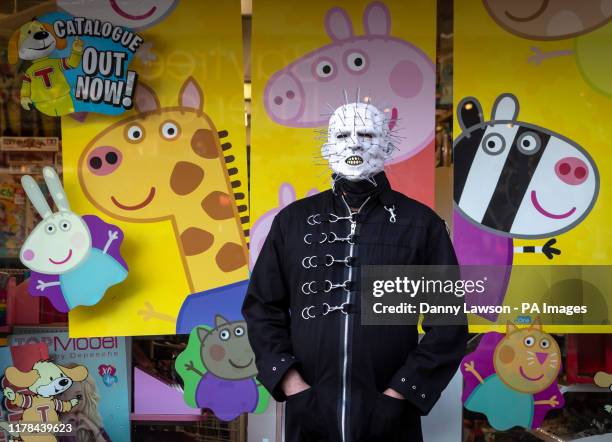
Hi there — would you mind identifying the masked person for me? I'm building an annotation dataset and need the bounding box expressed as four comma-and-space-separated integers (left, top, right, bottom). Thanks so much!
242, 102, 468, 442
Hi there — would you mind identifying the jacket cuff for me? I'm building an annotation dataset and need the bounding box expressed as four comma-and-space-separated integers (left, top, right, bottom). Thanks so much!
255, 352, 298, 402
388, 369, 439, 415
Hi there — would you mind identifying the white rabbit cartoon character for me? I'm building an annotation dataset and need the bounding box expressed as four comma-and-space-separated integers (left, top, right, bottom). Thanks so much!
19, 167, 128, 312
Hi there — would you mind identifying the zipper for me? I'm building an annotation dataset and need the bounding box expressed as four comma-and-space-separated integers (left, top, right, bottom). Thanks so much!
339, 195, 370, 442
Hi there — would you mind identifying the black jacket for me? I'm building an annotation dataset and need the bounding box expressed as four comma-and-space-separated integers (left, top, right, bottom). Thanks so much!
243, 174, 468, 442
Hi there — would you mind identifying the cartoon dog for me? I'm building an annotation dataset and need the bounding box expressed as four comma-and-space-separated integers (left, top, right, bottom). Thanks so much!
8, 19, 83, 116
1, 361, 88, 442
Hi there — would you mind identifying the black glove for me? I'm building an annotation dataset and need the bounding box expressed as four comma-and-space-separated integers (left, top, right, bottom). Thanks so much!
366, 394, 406, 441
285, 388, 328, 439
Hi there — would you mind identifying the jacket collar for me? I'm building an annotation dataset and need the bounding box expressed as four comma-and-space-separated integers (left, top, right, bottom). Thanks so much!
332, 171, 394, 209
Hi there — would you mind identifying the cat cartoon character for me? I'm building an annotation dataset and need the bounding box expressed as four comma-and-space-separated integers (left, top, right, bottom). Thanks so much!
462, 318, 563, 430
180, 315, 260, 421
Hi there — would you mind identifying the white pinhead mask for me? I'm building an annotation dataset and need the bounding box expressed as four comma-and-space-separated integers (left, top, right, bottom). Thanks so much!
322, 102, 393, 181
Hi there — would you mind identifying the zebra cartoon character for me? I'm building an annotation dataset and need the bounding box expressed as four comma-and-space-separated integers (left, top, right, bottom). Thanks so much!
453, 93, 599, 320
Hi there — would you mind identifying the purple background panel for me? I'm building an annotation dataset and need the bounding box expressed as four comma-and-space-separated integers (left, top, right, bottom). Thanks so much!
453, 210, 513, 321
176, 280, 248, 334
134, 367, 195, 415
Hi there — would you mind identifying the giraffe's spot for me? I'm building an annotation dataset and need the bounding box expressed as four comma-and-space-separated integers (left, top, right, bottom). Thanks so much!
170, 161, 204, 196
181, 227, 214, 256
191, 129, 219, 159
202, 191, 234, 220
216, 242, 247, 272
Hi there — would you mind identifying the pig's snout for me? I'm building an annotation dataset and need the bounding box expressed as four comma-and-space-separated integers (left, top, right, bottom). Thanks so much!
87, 146, 122, 176
555, 156, 588, 185
265, 72, 303, 122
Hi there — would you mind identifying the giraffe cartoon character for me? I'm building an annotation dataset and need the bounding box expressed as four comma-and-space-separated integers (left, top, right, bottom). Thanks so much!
78, 77, 249, 332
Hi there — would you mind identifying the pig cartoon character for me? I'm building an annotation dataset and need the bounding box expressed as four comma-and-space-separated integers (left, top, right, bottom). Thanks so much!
249, 183, 318, 268
265, 1, 435, 167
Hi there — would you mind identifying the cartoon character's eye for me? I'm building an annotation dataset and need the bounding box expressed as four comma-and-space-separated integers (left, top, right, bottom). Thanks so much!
524, 336, 535, 347
313, 59, 335, 80
345, 51, 367, 72
481, 133, 506, 155
234, 326, 245, 337
125, 124, 144, 143
45, 223, 56, 234
336, 132, 350, 139
219, 329, 230, 341
50, 376, 53, 381
516, 131, 541, 155
539, 338, 550, 349
161, 121, 180, 140
59, 220, 71, 231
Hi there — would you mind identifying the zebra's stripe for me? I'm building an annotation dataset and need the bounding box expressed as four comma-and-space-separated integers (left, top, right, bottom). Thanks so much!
453, 127, 485, 204
481, 126, 550, 232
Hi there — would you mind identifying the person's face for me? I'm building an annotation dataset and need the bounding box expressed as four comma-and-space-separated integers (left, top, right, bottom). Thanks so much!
322, 103, 391, 181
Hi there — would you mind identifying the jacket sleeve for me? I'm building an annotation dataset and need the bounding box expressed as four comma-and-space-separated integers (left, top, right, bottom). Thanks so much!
242, 215, 297, 402
387, 216, 468, 414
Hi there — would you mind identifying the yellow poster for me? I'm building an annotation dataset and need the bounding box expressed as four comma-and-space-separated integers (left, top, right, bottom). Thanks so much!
62, 0, 248, 337
250, 0, 437, 264
454, 0, 612, 332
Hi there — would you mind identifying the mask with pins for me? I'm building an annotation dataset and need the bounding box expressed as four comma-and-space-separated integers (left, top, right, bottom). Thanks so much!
321, 99, 395, 181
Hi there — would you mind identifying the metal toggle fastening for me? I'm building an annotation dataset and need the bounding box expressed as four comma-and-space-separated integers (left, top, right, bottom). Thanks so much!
322, 302, 349, 315
301, 305, 315, 320
384, 205, 397, 223
303, 233, 331, 244
307, 214, 322, 225
301, 281, 318, 294
324, 254, 354, 267
300, 302, 353, 319
323, 280, 352, 292
301, 256, 318, 268
327, 231, 355, 244
327, 213, 354, 223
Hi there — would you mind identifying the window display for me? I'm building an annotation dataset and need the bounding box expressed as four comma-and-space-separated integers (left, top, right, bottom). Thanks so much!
0, 0, 609, 441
